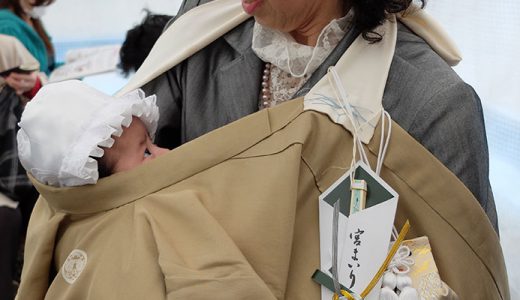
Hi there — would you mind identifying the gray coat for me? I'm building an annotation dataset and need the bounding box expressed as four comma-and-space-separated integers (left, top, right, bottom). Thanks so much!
142, 0, 497, 230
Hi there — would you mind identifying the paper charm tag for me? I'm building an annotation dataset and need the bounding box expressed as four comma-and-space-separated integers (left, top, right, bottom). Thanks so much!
318, 161, 398, 300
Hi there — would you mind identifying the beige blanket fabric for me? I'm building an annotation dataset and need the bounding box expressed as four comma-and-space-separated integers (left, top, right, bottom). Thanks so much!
17, 99, 508, 299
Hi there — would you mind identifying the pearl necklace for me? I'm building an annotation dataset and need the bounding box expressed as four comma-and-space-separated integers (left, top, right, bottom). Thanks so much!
259, 62, 310, 109
260, 62, 272, 109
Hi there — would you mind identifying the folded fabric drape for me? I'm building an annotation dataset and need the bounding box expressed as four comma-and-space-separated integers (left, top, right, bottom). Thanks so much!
17, 97, 508, 299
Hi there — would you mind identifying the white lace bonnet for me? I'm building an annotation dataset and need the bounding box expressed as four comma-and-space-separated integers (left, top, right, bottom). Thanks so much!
17, 80, 159, 187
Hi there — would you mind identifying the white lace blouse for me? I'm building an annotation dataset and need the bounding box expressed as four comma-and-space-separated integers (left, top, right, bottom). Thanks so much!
252, 11, 354, 108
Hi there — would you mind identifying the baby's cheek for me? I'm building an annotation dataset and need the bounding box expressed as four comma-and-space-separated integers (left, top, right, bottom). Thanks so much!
142, 156, 154, 165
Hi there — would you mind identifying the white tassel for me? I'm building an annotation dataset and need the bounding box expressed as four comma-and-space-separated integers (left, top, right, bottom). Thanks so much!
396, 274, 412, 291
380, 287, 399, 300
398, 286, 420, 300
382, 272, 397, 290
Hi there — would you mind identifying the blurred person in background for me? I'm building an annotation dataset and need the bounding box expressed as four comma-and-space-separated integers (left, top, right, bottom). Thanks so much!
119, 10, 172, 77
0, 0, 56, 99
0, 34, 39, 300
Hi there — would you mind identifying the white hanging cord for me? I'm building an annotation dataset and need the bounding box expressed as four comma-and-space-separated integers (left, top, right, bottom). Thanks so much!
327, 67, 370, 170
376, 110, 398, 241
327, 69, 405, 297
376, 109, 386, 175
327, 67, 398, 242
327, 67, 394, 176
376, 110, 392, 176
391, 226, 399, 242
375, 110, 397, 240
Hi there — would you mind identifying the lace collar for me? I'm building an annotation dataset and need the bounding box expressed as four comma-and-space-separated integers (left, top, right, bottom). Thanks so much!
252, 11, 354, 78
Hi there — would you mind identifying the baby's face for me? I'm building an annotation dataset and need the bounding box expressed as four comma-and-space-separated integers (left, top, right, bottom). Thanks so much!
103, 117, 168, 174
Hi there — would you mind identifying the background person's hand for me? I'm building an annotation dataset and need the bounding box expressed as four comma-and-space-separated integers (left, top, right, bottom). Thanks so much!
5, 71, 38, 95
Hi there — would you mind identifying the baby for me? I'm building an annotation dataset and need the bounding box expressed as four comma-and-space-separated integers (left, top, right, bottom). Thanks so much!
17, 80, 168, 187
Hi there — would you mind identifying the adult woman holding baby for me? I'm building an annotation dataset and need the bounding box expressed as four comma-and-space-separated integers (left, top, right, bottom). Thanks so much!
16, 0, 508, 299
136, 0, 497, 228
127, 0, 503, 296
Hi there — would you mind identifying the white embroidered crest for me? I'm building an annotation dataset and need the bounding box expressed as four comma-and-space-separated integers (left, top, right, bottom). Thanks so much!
61, 249, 88, 284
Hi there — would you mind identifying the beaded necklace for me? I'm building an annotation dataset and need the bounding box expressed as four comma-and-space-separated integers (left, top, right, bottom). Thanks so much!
260, 63, 272, 108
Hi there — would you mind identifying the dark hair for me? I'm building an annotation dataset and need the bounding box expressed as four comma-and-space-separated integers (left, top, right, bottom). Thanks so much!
350, 0, 426, 43
0, 0, 55, 54
93, 154, 112, 179
118, 10, 173, 77
96, 158, 112, 179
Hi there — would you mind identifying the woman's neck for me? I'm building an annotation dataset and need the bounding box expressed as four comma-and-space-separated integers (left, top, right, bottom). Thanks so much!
16, 1, 33, 24
289, 1, 350, 46
22, 13, 32, 24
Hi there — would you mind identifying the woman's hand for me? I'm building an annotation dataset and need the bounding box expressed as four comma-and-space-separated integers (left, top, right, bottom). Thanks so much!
5, 71, 38, 95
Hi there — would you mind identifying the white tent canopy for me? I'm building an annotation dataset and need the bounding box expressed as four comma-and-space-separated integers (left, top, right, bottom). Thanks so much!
43, 0, 182, 41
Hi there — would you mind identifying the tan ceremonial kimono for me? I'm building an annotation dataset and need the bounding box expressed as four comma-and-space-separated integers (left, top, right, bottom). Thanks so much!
17, 98, 508, 299
17, 0, 508, 299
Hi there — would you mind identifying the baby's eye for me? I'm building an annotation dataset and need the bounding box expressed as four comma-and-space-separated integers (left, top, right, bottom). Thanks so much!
144, 149, 151, 158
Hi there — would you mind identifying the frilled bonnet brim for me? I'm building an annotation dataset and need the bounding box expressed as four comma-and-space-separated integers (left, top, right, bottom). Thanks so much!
17, 80, 159, 187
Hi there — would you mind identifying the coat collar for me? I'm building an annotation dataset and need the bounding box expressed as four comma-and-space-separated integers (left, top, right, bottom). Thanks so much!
30, 100, 304, 214
302, 5, 462, 144
303, 15, 398, 144
222, 17, 255, 55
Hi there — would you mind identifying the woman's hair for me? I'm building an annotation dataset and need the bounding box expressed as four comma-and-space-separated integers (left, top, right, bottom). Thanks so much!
0, 0, 55, 54
119, 10, 173, 77
350, 0, 425, 43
